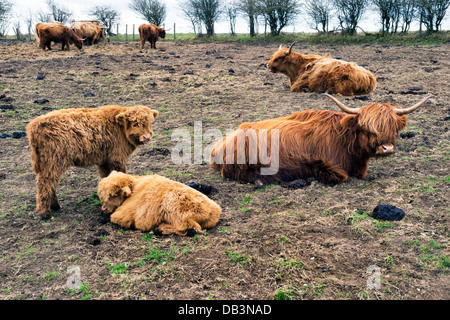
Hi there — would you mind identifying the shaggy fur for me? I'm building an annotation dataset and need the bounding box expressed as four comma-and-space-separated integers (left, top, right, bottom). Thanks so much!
98, 171, 221, 236
210, 103, 408, 185
267, 47, 376, 96
26, 105, 159, 219
35, 22, 83, 51
71, 22, 105, 45
138, 24, 166, 49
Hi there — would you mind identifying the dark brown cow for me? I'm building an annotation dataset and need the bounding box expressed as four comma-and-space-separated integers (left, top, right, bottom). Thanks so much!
35, 22, 83, 51
210, 94, 432, 185
267, 42, 377, 96
138, 23, 166, 49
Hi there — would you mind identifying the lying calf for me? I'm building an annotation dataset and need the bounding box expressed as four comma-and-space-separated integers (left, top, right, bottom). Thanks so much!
97, 171, 221, 236
26, 105, 159, 219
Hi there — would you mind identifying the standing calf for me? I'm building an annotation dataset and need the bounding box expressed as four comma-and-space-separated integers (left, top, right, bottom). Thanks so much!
26, 105, 159, 219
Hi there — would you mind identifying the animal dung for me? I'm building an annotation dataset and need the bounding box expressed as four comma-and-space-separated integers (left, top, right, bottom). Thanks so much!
36, 75, 45, 80
399, 131, 416, 139
34, 99, 49, 105
185, 182, 218, 196
371, 204, 405, 221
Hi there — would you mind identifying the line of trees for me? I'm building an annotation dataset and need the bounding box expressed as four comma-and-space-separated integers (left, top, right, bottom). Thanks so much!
177, 0, 450, 36
0, 0, 449, 38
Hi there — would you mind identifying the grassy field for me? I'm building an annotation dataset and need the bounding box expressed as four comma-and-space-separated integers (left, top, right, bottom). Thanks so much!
0, 38, 448, 300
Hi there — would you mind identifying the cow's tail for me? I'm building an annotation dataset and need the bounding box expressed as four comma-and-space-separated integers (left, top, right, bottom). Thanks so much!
26, 122, 42, 174
34, 25, 40, 43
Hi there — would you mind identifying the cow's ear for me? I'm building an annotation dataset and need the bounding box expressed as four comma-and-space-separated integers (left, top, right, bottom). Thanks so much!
152, 110, 159, 119
121, 186, 132, 198
340, 115, 358, 130
115, 112, 127, 125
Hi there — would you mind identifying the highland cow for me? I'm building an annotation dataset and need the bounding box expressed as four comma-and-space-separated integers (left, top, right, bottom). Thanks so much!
26, 105, 159, 219
210, 94, 432, 185
71, 21, 105, 45
98, 171, 221, 236
35, 22, 84, 51
267, 42, 377, 96
138, 23, 166, 49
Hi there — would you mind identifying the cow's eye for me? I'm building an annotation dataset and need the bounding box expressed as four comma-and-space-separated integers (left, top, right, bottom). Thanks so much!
132, 123, 140, 128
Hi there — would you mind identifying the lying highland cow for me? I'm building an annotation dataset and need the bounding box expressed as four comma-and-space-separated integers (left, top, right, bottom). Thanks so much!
98, 171, 221, 236
26, 105, 159, 219
210, 94, 432, 185
267, 42, 376, 96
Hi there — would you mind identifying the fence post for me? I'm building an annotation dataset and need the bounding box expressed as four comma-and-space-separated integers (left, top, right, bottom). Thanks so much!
133, 24, 135, 41
126, 24, 128, 41
117, 24, 119, 40
174, 23, 176, 41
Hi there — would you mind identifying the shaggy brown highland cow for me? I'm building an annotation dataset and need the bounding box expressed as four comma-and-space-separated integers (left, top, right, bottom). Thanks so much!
210, 94, 432, 185
98, 171, 221, 236
267, 42, 376, 96
138, 23, 166, 49
26, 105, 159, 219
35, 22, 84, 51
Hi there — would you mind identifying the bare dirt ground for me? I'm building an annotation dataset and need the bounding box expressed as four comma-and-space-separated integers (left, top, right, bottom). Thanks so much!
0, 40, 448, 300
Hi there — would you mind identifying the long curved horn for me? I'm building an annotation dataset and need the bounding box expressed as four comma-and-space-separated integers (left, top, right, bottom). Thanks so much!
287, 41, 297, 54
395, 95, 433, 115
279, 44, 283, 50
323, 93, 360, 114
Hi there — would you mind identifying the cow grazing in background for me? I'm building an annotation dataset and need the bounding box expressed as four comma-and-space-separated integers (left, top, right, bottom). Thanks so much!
138, 23, 166, 49
26, 105, 159, 219
210, 94, 432, 185
267, 42, 377, 96
35, 22, 83, 51
71, 21, 106, 45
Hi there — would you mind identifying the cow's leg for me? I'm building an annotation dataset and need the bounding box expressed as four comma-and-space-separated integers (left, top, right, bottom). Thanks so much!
110, 207, 135, 229
309, 159, 348, 185
290, 78, 309, 92
140, 38, 145, 49
97, 162, 127, 179
46, 41, 52, 50
35, 173, 61, 219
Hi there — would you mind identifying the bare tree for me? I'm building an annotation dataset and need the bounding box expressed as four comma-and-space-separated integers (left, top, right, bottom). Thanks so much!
182, 0, 222, 37
25, 10, 34, 40
46, 0, 72, 24
89, 5, 120, 35
227, 2, 238, 35
0, 0, 13, 37
304, 0, 333, 33
180, 2, 202, 35
400, 0, 416, 32
372, 0, 401, 34
236, 0, 259, 37
417, 0, 450, 32
334, 0, 368, 35
257, 0, 300, 36
129, 0, 167, 27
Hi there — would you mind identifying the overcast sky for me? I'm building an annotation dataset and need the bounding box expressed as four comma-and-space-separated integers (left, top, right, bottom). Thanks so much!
9, 0, 450, 35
